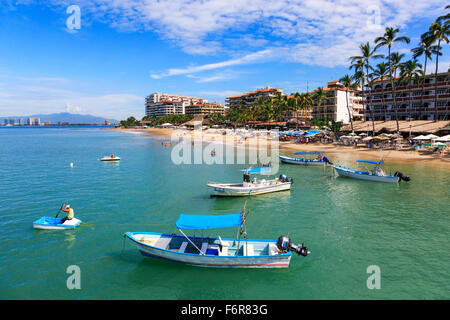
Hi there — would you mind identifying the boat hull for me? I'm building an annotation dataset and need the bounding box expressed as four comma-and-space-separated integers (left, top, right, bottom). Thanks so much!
101, 157, 120, 161
279, 155, 326, 166
333, 166, 399, 183
33, 217, 82, 230
207, 182, 291, 196
125, 232, 292, 268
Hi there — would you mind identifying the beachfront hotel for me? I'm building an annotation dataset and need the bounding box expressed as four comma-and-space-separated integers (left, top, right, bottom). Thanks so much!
365, 71, 450, 121
225, 86, 284, 109
145, 101, 185, 117
145, 92, 208, 117
145, 92, 226, 118
146, 92, 208, 105
309, 81, 364, 123
185, 103, 226, 116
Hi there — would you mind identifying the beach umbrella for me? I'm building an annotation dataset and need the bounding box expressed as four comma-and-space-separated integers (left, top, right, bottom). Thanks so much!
359, 133, 368, 136
424, 134, 439, 140
413, 135, 428, 140
362, 136, 373, 141
435, 135, 450, 142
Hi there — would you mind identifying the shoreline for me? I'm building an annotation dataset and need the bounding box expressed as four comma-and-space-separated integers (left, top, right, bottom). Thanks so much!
113, 127, 450, 167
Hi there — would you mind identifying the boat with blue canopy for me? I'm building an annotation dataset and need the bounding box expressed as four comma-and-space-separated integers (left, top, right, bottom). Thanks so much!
332, 160, 410, 183
124, 206, 309, 268
33, 217, 82, 230
279, 152, 332, 166
207, 167, 293, 196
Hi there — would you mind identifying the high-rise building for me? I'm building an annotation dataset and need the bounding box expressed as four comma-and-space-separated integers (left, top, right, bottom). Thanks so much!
145, 92, 209, 117
225, 86, 284, 109
184, 103, 226, 116
366, 71, 449, 121
145, 101, 185, 118
309, 81, 364, 123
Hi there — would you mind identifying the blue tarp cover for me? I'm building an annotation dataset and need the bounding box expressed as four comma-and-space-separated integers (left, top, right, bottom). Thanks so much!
241, 167, 271, 174
176, 213, 242, 230
294, 152, 322, 155
356, 160, 383, 165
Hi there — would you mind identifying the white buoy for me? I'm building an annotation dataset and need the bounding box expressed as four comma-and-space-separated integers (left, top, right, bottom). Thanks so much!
70, 163, 74, 168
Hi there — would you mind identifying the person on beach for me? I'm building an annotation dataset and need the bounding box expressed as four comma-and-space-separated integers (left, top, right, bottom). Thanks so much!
60, 203, 74, 224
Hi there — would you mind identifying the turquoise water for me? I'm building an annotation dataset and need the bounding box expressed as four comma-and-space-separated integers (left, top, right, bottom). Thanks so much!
0, 127, 448, 299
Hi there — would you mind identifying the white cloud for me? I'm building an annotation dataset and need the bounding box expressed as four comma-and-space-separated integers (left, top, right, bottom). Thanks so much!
65, 103, 82, 113
34, 0, 446, 68
150, 49, 274, 78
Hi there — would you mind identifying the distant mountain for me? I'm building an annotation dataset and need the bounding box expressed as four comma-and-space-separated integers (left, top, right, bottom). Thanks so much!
0, 112, 118, 124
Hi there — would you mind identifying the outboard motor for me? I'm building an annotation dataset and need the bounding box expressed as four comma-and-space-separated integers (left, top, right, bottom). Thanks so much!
277, 235, 310, 257
322, 156, 333, 165
394, 171, 411, 182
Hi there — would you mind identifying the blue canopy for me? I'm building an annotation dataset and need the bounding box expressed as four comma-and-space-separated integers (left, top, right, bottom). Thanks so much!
176, 213, 242, 230
241, 167, 270, 174
356, 160, 383, 165
294, 152, 322, 155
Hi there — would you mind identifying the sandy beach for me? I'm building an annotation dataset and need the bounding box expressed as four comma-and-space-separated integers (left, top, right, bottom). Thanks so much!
115, 127, 450, 167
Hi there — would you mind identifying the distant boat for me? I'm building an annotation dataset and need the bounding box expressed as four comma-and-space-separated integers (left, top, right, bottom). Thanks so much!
124, 208, 309, 268
279, 152, 332, 166
101, 155, 120, 161
33, 217, 82, 230
332, 160, 410, 183
207, 167, 293, 196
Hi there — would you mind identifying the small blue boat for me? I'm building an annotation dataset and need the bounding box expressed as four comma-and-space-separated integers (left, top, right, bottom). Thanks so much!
33, 217, 82, 230
279, 152, 332, 166
125, 208, 309, 268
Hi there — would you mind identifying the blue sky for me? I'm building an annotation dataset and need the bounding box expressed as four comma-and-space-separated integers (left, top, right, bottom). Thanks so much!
0, 0, 448, 120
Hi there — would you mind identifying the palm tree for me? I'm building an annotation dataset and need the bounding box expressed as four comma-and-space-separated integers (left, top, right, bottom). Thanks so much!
312, 87, 326, 121
375, 27, 410, 133
351, 42, 383, 133
399, 59, 424, 124
411, 37, 440, 116
423, 20, 450, 121
372, 62, 390, 121
339, 75, 358, 132
298, 92, 313, 125
291, 92, 302, 129
349, 57, 366, 121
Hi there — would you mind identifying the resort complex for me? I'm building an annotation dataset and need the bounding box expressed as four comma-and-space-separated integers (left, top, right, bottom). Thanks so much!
145, 92, 225, 118
366, 71, 449, 121
225, 87, 284, 109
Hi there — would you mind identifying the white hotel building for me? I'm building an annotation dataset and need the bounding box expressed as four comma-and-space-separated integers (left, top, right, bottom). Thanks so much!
145, 92, 208, 117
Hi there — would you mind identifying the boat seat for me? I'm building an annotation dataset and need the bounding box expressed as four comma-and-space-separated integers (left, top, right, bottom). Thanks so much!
243, 244, 255, 256
200, 242, 208, 255
268, 243, 278, 255
218, 236, 230, 256
178, 241, 188, 253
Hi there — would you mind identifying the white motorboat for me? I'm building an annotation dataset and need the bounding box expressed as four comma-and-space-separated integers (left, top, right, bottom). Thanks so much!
101, 155, 121, 161
332, 160, 410, 183
125, 207, 309, 268
207, 167, 293, 197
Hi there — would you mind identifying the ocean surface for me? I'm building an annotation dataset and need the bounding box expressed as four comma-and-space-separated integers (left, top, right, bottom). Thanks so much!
0, 127, 448, 299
